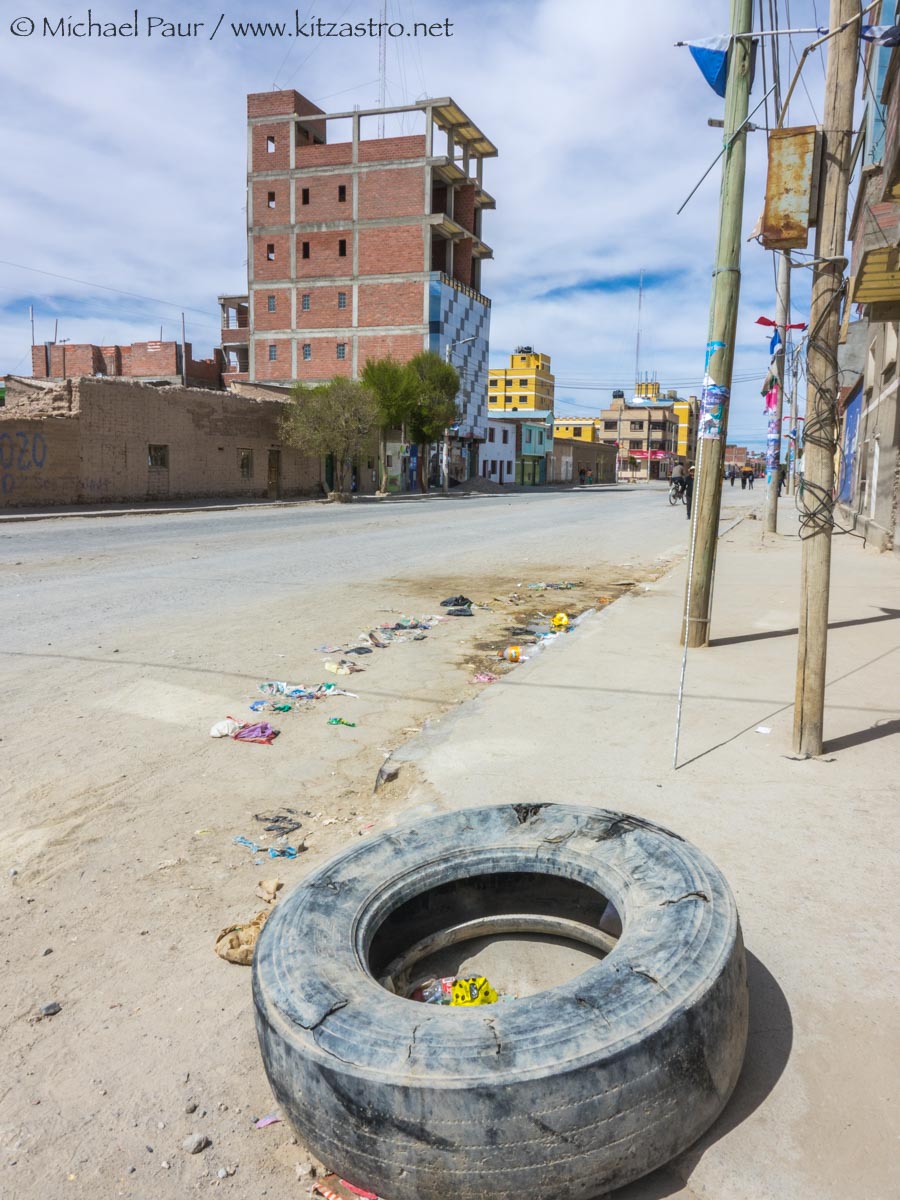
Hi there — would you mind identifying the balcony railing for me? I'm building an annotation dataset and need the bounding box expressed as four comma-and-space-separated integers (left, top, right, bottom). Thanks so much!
222, 316, 250, 330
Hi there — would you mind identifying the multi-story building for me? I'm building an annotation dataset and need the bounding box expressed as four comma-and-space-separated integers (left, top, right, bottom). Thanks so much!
553, 383, 696, 481
220, 88, 496, 477
837, 8, 900, 554
487, 348, 555, 414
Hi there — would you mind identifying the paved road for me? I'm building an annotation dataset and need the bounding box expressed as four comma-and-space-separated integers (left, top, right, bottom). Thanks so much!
1, 484, 759, 652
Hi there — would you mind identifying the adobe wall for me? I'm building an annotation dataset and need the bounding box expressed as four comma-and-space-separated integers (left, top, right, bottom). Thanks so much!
0, 377, 324, 506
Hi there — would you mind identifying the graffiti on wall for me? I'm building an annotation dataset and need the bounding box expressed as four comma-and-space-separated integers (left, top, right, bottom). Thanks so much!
0, 430, 47, 495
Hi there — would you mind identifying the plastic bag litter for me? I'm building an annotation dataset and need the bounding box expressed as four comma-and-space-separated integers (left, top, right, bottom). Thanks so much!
441, 595, 472, 607
210, 718, 242, 738
233, 722, 278, 744
214, 909, 270, 966
255, 878, 283, 904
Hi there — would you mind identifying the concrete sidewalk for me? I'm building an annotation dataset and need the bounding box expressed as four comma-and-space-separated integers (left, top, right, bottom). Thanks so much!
393, 502, 900, 1200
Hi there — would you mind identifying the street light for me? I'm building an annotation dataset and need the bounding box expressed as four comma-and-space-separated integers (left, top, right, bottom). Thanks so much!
443, 335, 479, 495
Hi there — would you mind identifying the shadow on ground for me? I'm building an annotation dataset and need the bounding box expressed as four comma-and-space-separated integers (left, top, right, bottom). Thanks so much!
595, 950, 793, 1199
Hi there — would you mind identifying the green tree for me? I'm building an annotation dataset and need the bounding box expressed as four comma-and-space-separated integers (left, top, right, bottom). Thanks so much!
406, 351, 461, 492
280, 377, 378, 496
626, 455, 639, 481
360, 356, 419, 492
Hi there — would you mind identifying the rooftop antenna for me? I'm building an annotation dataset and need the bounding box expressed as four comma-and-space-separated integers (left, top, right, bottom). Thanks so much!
377, 0, 387, 136
634, 268, 644, 389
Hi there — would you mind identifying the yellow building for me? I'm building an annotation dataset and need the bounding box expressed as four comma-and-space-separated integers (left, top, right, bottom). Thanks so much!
553, 417, 601, 442
673, 395, 699, 460
488, 346, 555, 413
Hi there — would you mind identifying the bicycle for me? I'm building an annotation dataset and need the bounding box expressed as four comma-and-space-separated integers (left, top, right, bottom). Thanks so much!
668, 478, 687, 506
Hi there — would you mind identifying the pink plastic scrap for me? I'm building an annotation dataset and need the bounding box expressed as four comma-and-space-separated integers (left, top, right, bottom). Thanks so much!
254, 1113, 281, 1128
228, 718, 279, 745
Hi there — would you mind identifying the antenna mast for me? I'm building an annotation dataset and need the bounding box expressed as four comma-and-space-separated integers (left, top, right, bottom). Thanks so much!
634, 268, 644, 387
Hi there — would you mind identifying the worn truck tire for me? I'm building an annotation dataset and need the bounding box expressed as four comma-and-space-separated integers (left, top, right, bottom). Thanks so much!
253, 803, 748, 1199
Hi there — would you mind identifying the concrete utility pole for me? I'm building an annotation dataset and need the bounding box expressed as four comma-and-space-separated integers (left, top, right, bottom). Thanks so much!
765, 251, 791, 531
443, 336, 476, 494
793, 0, 859, 756
682, 0, 754, 647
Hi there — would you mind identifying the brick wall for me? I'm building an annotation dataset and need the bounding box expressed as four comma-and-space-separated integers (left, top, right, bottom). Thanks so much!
358, 135, 426, 162
247, 90, 325, 122
358, 168, 425, 219
251, 122, 291, 172
129, 342, 180, 375
293, 286, 353, 329
294, 231, 353, 278
253, 288, 292, 331
252, 179, 290, 224
453, 238, 474, 287
1, 376, 325, 505
358, 281, 424, 327
358, 225, 424, 275
293, 338, 353, 381
253, 232, 291, 281
254, 338, 292, 380
295, 174, 353, 221
454, 184, 476, 234
296, 142, 353, 168
358, 332, 426, 368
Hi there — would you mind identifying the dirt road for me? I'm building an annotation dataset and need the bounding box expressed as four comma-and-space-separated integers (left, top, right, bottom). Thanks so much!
0, 486, 752, 1196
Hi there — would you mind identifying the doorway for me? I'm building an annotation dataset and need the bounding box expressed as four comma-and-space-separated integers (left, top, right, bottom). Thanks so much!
267, 449, 281, 499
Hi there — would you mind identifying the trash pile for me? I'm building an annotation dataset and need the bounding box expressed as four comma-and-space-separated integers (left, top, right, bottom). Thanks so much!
410, 975, 500, 1006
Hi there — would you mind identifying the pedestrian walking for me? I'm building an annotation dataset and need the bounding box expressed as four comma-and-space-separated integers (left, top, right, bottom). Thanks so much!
740, 465, 749, 490
729, 465, 736, 487
579, 468, 586, 486
685, 466, 695, 520
747, 469, 754, 490
778, 463, 787, 495
586, 471, 594, 486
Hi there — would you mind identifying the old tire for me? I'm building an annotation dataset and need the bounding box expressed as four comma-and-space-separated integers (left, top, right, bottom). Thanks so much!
253, 803, 748, 1199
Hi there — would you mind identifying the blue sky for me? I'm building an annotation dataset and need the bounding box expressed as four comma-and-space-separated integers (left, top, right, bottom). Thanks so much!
0, 0, 841, 447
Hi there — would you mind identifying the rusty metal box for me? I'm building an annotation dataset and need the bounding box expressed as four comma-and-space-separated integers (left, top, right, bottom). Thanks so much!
761, 126, 823, 250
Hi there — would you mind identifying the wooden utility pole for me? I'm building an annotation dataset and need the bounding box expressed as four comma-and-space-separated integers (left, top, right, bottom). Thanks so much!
788, 346, 800, 495
765, 251, 791, 532
793, 0, 859, 756
682, 0, 754, 646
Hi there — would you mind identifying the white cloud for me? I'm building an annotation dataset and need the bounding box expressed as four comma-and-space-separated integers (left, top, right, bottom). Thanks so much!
0, 0, 832, 444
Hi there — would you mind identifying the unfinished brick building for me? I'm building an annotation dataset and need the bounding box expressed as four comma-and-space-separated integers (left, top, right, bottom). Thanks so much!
220, 89, 496, 460
31, 340, 224, 389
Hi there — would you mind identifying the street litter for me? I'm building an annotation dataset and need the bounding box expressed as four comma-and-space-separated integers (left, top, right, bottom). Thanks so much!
254, 809, 302, 837
214, 909, 269, 965
255, 878, 283, 904
345, 646, 373, 655
441, 595, 472, 607
328, 717, 357, 728
233, 721, 279, 744
258, 681, 310, 696
527, 581, 581, 590
551, 612, 570, 630
254, 1114, 281, 1129
446, 607, 474, 617
340, 1183, 380, 1200
411, 975, 498, 1005
472, 671, 499, 684
325, 660, 365, 675
755, 726, 772, 734
234, 835, 302, 858
499, 646, 522, 663
210, 718, 242, 738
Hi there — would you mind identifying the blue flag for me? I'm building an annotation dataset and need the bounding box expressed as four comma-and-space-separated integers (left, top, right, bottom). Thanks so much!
687, 37, 730, 97
861, 25, 900, 46
686, 36, 758, 98
769, 328, 782, 355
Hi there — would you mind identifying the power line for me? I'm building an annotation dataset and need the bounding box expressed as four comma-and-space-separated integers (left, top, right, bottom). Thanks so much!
0, 259, 213, 317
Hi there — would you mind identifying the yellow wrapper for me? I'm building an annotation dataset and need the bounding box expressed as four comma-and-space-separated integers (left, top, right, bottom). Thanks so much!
450, 976, 498, 1006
